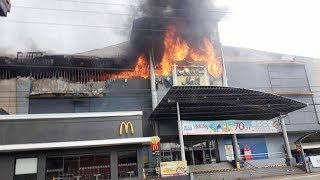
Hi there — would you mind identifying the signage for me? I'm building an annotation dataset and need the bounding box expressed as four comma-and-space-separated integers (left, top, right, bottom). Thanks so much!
160, 161, 188, 177
119, 122, 134, 135
309, 156, 320, 168
244, 147, 253, 161
174, 65, 208, 86
182, 120, 280, 135
150, 136, 161, 154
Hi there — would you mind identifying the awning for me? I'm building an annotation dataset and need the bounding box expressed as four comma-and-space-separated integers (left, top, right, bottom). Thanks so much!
0, 137, 153, 153
295, 131, 320, 144
149, 86, 307, 121
291, 142, 320, 150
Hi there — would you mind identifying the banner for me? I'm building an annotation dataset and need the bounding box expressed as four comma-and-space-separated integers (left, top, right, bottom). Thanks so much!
182, 120, 280, 135
309, 156, 320, 168
160, 161, 188, 177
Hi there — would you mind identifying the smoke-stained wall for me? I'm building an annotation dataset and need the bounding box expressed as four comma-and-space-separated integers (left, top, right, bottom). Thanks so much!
29, 79, 152, 114
0, 79, 16, 114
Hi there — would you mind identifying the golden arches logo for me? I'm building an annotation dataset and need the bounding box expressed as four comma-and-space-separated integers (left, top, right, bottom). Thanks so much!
119, 122, 134, 135
150, 136, 161, 152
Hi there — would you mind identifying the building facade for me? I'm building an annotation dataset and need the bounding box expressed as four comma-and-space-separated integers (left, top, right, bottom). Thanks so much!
0, 112, 150, 180
222, 46, 320, 165
0, 45, 319, 179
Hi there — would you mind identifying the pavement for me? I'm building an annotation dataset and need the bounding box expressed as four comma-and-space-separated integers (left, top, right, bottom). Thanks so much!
193, 166, 306, 180
258, 173, 320, 180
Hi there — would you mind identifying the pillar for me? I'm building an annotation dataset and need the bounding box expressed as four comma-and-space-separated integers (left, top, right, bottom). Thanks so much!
149, 51, 159, 136
110, 151, 118, 180
232, 134, 240, 168
137, 148, 144, 180
280, 116, 294, 166
37, 154, 46, 180
176, 102, 186, 161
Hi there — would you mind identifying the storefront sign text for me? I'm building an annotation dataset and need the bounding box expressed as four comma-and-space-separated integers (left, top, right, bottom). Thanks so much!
182, 120, 280, 135
160, 161, 188, 177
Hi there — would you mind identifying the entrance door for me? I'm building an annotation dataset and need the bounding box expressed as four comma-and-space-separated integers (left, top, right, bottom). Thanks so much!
193, 150, 204, 165
186, 139, 217, 165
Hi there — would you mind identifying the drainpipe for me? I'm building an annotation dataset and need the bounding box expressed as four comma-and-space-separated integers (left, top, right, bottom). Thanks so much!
149, 49, 159, 136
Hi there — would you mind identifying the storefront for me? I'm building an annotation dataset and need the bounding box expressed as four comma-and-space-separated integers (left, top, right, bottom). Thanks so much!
0, 111, 155, 180
150, 86, 307, 170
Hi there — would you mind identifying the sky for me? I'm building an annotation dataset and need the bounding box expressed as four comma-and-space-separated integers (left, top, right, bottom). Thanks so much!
0, 0, 320, 58
217, 0, 320, 58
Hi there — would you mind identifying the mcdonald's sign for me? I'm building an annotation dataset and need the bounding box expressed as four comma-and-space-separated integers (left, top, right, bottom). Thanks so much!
119, 122, 134, 135
150, 136, 161, 153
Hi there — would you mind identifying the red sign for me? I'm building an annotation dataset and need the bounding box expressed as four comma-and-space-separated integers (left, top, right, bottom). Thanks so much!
244, 147, 253, 161
150, 136, 161, 153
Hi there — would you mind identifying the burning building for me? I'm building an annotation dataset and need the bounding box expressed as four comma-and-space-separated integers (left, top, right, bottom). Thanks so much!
0, 1, 310, 180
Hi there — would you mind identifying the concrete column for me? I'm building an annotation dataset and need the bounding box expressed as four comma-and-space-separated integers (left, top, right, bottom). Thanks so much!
137, 148, 144, 180
149, 51, 159, 136
37, 154, 46, 180
150, 51, 158, 110
173, 63, 177, 86
0, 155, 14, 180
280, 116, 294, 165
110, 151, 118, 180
191, 146, 195, 165
232, 134, 240, 168
176, 102, 186, 161
216, 25, 228, 87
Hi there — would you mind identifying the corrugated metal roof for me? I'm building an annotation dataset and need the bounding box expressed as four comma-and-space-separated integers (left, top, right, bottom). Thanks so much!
149, 86, 307, 121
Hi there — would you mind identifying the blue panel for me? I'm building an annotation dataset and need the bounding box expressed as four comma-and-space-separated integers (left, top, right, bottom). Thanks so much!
224, 136, 268, 160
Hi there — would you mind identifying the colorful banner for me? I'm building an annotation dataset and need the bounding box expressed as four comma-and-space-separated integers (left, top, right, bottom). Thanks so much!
160, 161, 188, 177
182, 120, 281, 135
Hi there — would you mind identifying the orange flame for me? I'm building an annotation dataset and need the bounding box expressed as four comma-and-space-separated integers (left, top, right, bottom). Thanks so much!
156, 24, 222, 78
112, 54, 149, 79
99, 54, 149, 80
98, 24, 222, 81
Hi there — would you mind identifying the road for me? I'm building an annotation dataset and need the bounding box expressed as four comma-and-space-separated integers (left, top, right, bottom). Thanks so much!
261, 173, 320, 180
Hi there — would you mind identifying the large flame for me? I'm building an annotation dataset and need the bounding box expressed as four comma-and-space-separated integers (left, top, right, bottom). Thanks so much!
99, 55, 149, 80
97, 24, 222, 81
156, 24, 222, 78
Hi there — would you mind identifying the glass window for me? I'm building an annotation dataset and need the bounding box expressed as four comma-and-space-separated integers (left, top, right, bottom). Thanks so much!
118, 151, 138, 178
46, 154, 110, 180
14, 158, 37, 180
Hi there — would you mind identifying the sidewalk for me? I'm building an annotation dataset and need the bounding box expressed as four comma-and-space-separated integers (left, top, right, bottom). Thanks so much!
193, 166, 306, 180
257, 173, 320, 180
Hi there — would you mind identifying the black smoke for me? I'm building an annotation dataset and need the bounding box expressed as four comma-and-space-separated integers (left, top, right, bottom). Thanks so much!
130, 0, 227, 64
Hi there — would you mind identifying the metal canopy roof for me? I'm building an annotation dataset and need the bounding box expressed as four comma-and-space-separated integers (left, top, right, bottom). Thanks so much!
149, 86, 307, 121
295, 131, 320, 144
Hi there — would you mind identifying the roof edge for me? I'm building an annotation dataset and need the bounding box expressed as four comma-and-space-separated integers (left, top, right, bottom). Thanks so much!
0, 111, 143, 121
